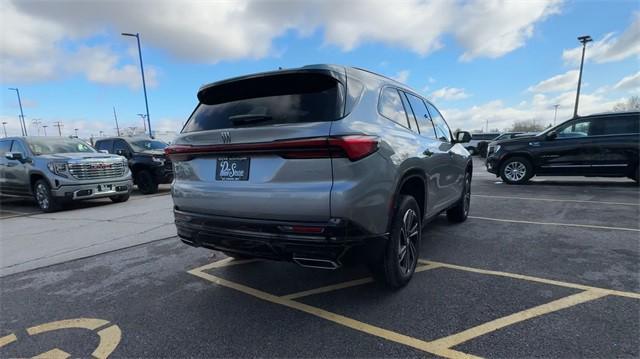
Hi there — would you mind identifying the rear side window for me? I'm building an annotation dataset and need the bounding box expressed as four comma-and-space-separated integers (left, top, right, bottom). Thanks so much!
113, 140, 130, 153
379, 88, 409, 127
184, 73, 344, 133
0, 140, 11, 155
95, 140, 113, 153
600, 115, 640, 135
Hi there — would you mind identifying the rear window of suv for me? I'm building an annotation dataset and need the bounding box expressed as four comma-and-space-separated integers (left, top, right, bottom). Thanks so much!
183, 73, 345, 133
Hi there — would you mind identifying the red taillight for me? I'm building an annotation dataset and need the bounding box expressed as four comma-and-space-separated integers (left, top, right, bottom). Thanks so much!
165, 135, 379, 161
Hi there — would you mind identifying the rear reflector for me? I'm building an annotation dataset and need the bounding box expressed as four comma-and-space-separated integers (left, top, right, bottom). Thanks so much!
165, 135, 379, 161
278, 225, 325, 234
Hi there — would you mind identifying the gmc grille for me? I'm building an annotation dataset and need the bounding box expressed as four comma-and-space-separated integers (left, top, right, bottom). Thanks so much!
68, 162, 126, 180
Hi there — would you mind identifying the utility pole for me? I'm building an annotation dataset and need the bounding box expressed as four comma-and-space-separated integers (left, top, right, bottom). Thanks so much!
53, 121, 63, 136
32, 119, 42, 136
553, 104, 560, 125
573, 35, 592, 119
485, 119, 489, 133
122, 32, 152, 138
113, 106, 121, 136
42, 125, 48, 136
1, 122, 7, 137
8, 88, 27, 136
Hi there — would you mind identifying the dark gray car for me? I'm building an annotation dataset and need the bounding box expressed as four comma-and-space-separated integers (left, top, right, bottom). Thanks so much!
0, 137, 132, 212
166, 65, 473, 287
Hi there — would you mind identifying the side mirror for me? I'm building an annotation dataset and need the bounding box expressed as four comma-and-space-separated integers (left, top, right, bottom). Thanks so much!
454, 131, 472, 143
546, 131, 557, 140
5, 152, 24, 161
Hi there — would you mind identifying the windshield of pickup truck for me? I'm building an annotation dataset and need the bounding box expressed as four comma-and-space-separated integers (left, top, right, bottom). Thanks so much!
129, 139, 168, 151
27, 138, 96, 155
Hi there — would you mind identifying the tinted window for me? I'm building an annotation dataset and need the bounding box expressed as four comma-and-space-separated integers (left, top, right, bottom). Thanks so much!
184, 73, 344, 132
95, 140, 113, 153
557, 119, 591, 138
473, 134, 501, 140
600, 115, 640, 135
425, 102, 452, 142
129, 139, 167, 151
0, 140, 11, 155
405, 93, 436, 140
379, 88, 409, 127
113, 139, 130, 153
11, 140, 27, 154
400, 92, 420, 133
27, 138, 94, 155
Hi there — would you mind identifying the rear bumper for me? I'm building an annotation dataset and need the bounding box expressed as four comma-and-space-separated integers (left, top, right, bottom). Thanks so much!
174, 209, 387, 262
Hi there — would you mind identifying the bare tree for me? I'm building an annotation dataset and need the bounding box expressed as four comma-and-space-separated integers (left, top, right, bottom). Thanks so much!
509, 119, 548, 132
613, 96, 640, 112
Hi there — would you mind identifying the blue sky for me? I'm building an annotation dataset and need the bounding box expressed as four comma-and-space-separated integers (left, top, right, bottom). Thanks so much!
1, 0, 638, 138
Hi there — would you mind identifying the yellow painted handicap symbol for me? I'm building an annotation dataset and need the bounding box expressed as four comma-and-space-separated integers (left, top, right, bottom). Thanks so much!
0, 318, 121, 359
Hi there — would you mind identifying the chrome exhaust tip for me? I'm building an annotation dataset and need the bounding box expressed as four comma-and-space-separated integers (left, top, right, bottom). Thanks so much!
293, 257, 340, 270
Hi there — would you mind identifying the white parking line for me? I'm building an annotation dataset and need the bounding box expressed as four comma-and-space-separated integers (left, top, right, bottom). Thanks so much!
473, 194, 640, 206
468, 216, 640, 232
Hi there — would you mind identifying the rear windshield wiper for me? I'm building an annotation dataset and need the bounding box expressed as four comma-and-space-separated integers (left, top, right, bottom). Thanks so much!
229, 114, 273, 125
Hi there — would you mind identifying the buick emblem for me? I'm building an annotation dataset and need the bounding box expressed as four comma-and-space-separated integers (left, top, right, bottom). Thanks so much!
221, 131, 231, 144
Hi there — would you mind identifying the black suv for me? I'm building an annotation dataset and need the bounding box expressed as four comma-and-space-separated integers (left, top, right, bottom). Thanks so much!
486, 112, 639, 184
95, 137, 173, 193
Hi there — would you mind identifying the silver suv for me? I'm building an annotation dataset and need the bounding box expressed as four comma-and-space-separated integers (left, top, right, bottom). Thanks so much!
0, 137, 132, 212
166, 65, 472, 287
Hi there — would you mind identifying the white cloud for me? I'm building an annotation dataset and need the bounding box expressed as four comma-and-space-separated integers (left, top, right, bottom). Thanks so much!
442, 89, 624, 132
393, 70, 410, 83
455, 0, 562, 61
430, 87, 470, 101
528, 70, 578, 93
613, 71, 640, 92
562, 12, 640, 65
1, 0, 563, 85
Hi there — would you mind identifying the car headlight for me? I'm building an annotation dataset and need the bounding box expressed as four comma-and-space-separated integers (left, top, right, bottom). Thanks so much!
47, 162, 69, 177
152, 156, 165, 164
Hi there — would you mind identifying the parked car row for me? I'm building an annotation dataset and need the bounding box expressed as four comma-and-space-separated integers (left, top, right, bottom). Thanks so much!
0, 136, 172, 211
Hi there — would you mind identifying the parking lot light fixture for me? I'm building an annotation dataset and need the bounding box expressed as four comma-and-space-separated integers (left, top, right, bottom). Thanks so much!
1, 122, 7, 137
122, 32, 152, 138
573, 35, 592, 119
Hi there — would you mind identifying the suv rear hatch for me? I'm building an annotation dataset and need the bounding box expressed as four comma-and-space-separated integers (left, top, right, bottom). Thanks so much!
168, 69, 348, 222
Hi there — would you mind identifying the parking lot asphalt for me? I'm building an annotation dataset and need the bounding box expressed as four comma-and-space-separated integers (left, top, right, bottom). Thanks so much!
1, 158, 638, 358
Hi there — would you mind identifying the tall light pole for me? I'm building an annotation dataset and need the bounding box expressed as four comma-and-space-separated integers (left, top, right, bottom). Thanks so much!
1, 122, 7, 137
137, 113, 147, 133
573, 35, 592, 119
113, 106, 121, 136
8, 88, 27, 136
122, 32, 152, 138
42, 125, 48, 136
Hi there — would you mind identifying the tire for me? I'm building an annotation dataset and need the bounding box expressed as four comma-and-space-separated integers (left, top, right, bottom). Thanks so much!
499, 156, 533, 184
110, 193, 130, 203
447, 172, 471, 223
372, 195, 421, 288
136, 170, 159, 194
33, 179, 60, 213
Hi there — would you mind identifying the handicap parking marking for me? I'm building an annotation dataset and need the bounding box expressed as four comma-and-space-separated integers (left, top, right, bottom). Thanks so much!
467, 215, 640, 232
188, 257, 640, 358
472, 194, 640, 206
0, 318, 122, 359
